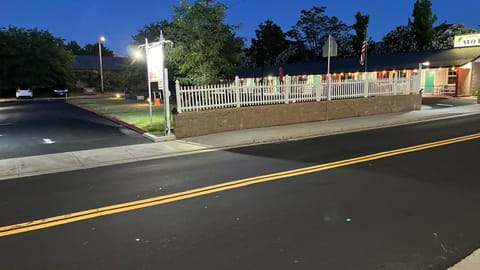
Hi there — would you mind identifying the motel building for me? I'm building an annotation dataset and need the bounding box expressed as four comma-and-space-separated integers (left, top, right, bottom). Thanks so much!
237, 34, 480, 97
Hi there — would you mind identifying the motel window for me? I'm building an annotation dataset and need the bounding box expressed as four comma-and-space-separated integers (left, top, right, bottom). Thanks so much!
399, 71, 407, 78
382, 72, 389, 79
332, 74, 344, 80
448, 70, 456, 85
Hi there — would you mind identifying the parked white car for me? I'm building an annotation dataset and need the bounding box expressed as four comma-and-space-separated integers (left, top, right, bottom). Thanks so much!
52, 89, 68, 97
16, 88, 33, 99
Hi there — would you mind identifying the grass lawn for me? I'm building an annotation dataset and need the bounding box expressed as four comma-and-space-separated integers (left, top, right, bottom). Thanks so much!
69, 96, 167, 133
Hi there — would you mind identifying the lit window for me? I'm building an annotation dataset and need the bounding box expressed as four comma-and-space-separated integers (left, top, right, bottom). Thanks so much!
448, 70, 456, 84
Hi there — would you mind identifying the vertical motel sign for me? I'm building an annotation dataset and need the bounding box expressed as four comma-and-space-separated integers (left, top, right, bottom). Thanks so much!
146, 44, 164, 90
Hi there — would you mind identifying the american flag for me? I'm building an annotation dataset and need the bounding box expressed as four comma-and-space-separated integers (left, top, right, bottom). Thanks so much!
360, 40, 367, 66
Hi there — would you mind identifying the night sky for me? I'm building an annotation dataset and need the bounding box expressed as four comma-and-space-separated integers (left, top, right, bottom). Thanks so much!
1, 0, 479, 55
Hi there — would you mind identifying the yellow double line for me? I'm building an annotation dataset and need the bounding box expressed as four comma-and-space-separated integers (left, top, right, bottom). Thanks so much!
1, 132, 480, 238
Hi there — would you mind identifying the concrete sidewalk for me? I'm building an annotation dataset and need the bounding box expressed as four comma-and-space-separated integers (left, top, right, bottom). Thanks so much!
184, 104, 480, 148
1, 103, 480, 270
1, 103, 480, 181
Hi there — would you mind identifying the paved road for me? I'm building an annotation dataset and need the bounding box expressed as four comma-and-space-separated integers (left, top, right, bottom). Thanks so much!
0, 99, 150, 159
1, 114, 479, 269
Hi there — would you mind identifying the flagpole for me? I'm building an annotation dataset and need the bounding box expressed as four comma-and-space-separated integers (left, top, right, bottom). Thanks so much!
364, 28, 368, 73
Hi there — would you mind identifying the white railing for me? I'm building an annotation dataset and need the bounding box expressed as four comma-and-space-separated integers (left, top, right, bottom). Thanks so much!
175, 75, 416, 113
421, 85, 456, 96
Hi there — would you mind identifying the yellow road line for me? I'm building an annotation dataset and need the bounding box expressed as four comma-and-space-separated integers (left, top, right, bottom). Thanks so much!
1, 132, 480, 238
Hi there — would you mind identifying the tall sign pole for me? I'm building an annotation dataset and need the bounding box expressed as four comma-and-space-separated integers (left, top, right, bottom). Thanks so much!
322, 35, 337, 120
327, 35, 331, 77
144, 38, 153, 127
159, 31, 173, 136
322, 35, 337, 100
360, 29, 369, 97
138, 32, 173, 134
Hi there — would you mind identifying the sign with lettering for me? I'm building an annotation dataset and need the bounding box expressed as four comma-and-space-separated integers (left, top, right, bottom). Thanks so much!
146, 45, 164, 90
454, 33, 480, 48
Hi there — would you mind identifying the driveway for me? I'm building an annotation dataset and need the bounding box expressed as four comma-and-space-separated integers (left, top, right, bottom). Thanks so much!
422, 96, 477, 109
0, 99, 150, 159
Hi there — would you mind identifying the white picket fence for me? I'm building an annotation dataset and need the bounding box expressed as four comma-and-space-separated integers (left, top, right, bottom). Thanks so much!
175, 75, 416, 113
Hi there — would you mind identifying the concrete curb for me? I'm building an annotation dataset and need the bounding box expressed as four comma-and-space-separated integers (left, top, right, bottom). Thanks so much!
69, 102, 147, 134
448, 249, 480, 270
143, 133, 176, 142
0, 142, 212, 181
182, 108, 480, 150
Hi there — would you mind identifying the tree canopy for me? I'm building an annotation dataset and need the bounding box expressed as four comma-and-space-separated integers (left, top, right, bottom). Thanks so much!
0, 26, 74, 95
430, 22, 477, 50
377, 25, 417, 54
247, 20, 289, 67
289, 6, 351, 58
352, 12, 369, 55
168, 0, 243, 85
131, 20, 173, 46
130, 1, 243, 85
2, 0, 474, 95
244, 6, 355, 65
65, 40, 114, 56
125, 0, 475, 84
81, 43, 114, 56
409, 0, 437, 50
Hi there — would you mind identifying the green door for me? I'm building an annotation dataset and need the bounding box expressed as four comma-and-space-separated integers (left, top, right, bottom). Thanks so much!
424, 70, 435, 93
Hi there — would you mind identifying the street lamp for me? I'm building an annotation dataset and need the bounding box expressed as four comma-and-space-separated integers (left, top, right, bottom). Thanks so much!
419, 61, 430, 70
98, 36, 106, 93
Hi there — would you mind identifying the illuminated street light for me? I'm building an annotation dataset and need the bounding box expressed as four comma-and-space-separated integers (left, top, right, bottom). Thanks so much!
421, 61, 430, 66
133, 50, 142, 60
98, 36, 106, 93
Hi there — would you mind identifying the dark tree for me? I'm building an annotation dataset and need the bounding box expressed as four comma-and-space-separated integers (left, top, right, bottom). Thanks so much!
430, 22, 477, 49
0, 26, 74, 95
352, 12, 370, 55
65, 40, 83, 55
82, 43, 114, 56
378, 25, 417, 54
131, 20, 174, 46
409, 0, 437, 50
289, 6, 352, 58
247, 20, 289, 67
168, 0, 244, 84
291, 6, 328, 55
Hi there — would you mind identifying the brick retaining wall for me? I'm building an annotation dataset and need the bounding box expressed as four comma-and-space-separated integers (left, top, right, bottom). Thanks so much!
174, 94, 422, 138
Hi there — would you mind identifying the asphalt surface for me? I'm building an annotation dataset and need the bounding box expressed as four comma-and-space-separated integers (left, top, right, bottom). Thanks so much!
422, 96, 478, 109
0, 99, 150, 159
1, 113, 480, 269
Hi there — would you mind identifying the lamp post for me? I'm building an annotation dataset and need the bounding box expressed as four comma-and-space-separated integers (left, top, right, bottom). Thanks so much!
136, 32, 173, 135
418, 61, 430, 93
98, 36, 106, 93
137, 38, 154, 128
